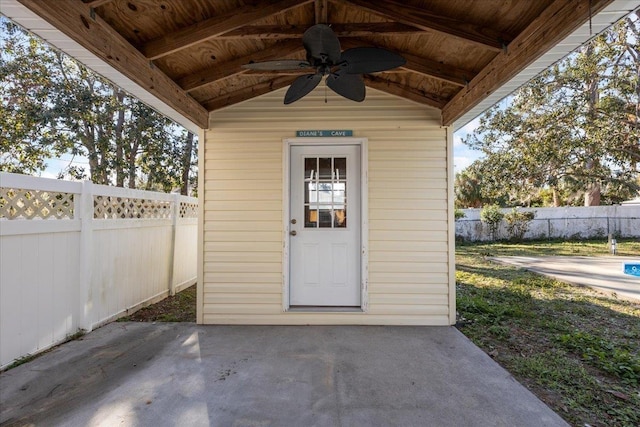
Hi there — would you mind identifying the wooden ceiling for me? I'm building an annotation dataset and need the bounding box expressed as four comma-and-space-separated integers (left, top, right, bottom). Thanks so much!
16, 0, 615, 129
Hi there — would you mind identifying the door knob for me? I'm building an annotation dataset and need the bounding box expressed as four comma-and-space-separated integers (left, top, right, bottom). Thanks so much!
290, 230, 297, 236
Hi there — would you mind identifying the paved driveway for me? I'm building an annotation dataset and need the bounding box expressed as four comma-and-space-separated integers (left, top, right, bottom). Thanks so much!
1, 323, 567, 426
491, 256, 640, 302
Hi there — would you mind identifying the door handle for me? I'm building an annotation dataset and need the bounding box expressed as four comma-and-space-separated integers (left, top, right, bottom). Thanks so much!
290, 230, 297, 236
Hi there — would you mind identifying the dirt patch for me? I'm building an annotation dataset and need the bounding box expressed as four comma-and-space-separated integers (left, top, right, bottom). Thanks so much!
120, 285, 196, 322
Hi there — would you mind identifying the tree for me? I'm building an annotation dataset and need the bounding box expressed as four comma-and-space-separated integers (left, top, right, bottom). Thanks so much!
454, 162, 490, 208
0, 18, 197, 192
463, 12, 640, 206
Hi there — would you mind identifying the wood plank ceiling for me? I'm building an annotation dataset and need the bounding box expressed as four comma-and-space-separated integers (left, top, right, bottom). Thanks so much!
18, 0, 614, 129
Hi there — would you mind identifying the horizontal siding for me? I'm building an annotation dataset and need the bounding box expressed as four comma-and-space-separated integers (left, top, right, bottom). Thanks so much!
202, 86, 451, 325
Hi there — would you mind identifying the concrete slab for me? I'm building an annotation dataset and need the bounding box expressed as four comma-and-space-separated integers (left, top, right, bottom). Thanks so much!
491, 256, 640, 303
0, 323, 568, 426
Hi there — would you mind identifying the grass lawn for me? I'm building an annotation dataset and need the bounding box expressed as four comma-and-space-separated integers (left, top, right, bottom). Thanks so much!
456, 239, 640, 427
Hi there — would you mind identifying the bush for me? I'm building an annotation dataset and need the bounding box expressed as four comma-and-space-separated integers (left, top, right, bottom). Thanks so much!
504, 208, 535, 241
480, 204, 504, 240
454, 208, 466, 220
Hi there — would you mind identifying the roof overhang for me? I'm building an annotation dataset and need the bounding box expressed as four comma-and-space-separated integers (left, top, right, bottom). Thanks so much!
452, 0, 640, 131
1, 0, 638, 132
1, 0, 202, 133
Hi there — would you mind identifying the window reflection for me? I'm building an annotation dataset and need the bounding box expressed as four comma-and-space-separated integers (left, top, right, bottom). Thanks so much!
304, 157, 347, 228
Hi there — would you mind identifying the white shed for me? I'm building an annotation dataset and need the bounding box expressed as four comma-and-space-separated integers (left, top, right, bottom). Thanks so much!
200, 86, 453, 324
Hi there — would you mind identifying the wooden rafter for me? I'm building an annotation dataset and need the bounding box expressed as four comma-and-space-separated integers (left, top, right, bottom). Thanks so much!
17, 0, 208, 128
141, 0, 314, 60
178, 39, 305, 92
315, 0, 328, 24
442, 0, 614, 126
337, 0, 512, 52
341, 39, 470, 87
363, 75, 448, 109
202, 76, 296, 111
216, 22, 422, 39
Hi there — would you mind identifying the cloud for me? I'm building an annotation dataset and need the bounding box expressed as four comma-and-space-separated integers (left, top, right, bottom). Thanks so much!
453, 117, 481, 147
454, 156, 474, 173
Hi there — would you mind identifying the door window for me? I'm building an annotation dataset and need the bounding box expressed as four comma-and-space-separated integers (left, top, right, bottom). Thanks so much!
304, 157, 347, 228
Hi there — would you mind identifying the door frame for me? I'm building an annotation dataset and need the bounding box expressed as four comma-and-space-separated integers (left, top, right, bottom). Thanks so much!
282, 138, 369, 312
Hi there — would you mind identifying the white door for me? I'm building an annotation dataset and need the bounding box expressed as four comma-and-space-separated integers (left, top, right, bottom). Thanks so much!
289, 144, 361, 306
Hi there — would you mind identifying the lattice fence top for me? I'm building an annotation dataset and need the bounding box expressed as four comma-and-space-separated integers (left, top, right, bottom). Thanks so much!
0, 188, 75, 220
179, 202, 198, 218
94, 195, 172, 219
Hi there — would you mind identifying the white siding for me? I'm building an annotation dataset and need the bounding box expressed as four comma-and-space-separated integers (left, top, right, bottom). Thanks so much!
201, 86, 453, 325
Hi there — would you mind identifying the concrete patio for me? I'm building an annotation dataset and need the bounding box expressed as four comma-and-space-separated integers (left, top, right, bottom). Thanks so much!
1, 323, 567, 426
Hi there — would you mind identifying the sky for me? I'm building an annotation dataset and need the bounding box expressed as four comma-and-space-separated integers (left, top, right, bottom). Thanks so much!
453, 117, 482, 174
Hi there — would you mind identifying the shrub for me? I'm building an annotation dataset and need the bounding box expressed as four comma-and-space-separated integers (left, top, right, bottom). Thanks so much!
454, 208, 466, 220
504, 208, 535, 241
480, 204, 504, 240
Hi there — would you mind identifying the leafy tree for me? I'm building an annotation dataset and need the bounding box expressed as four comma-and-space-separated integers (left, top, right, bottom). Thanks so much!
463, 12, 640, 206
0, 18, 197, 192
454, 164, 486, 208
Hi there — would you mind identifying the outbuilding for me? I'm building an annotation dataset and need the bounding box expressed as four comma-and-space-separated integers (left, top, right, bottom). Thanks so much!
4, 0, 637, 326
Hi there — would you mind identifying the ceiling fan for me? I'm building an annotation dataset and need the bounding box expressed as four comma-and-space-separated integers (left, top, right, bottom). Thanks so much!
242, 24, 406, 104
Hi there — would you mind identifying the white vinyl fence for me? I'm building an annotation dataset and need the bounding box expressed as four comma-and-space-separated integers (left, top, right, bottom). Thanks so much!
0, 172, 197, 369
456, 205, 640, 242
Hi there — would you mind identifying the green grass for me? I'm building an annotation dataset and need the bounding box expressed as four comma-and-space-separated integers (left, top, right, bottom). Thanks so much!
459, 238, 640, 257
456, 239, 640, 427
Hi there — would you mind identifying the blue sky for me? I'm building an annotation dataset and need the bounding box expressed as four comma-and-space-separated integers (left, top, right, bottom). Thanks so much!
453, 117, 482, 174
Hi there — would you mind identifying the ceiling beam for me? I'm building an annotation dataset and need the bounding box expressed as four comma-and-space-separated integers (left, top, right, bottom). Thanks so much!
442, 0, 614, 126
141, 0, 313, 60
340, 39, 470, 87
363, 75, 447, 109
337, 0, 512, 51
315, 0, 328, 24
17, 0, 209, 128
203, 76, 296, 111
178, 39, 305, 92
217, 22, 422, 39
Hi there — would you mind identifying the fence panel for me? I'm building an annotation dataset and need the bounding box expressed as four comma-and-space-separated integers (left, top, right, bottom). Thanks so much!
456, 205, 640, 242
0, 172, 197, 369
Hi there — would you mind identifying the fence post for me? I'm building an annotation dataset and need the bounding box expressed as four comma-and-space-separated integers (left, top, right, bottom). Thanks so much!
168, 193, 179, 296
78, 180, 94, 332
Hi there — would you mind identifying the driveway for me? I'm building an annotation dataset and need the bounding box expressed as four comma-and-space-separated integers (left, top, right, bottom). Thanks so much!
491, 256, 640, 302
0, 323, 567, 426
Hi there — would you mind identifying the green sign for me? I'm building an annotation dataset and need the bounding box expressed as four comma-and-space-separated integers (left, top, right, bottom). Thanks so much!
296, 130, 353, 137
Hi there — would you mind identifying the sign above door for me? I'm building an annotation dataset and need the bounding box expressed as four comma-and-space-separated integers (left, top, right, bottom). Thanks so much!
296, 130, 353, 137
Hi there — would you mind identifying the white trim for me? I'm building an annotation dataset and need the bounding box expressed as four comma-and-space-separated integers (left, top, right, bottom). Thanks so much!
0, 172, 82, 193
446, 126, 456, 325
196, 127, 206, 324
282, 137, 369, 312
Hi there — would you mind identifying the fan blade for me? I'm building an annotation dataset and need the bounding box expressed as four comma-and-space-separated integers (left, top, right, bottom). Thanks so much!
340, 47, 406, 74
284, 73, 322, 104
302, 24, 341, 64
242, 60, 311, 71
326, 72, 365, 102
